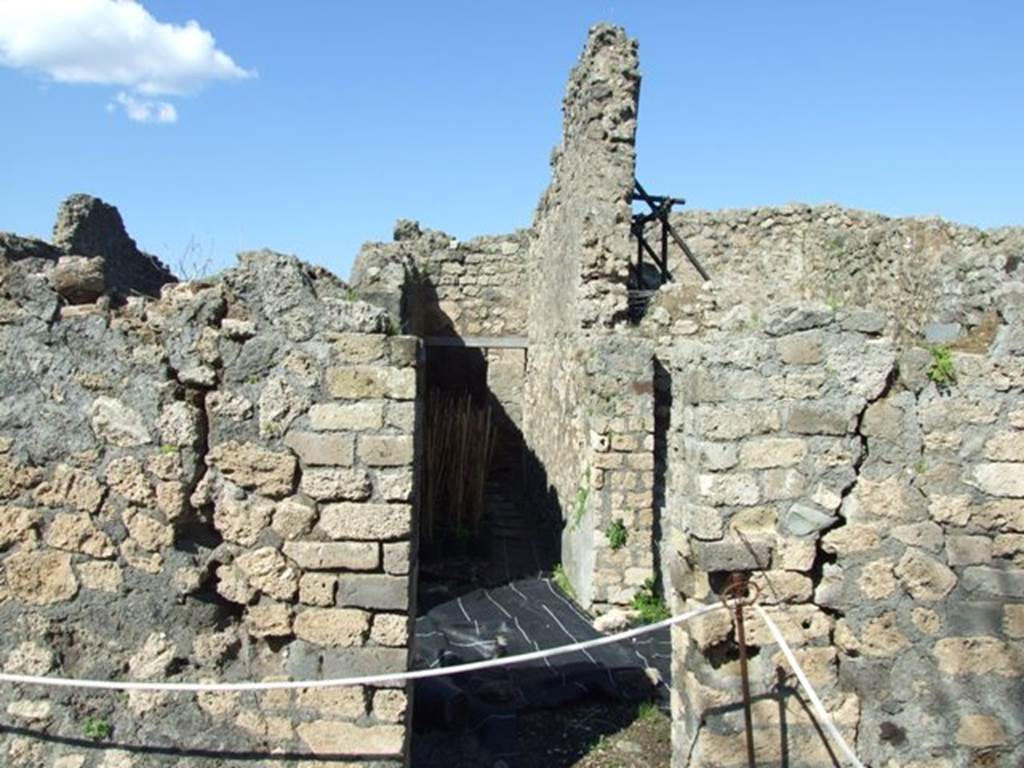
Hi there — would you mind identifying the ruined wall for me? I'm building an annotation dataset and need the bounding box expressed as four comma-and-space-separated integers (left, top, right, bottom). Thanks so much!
522, 24, 650, 608
665, 289, 1024, 767
350, 222, 529, 338
671, 204, 1024, 339
0, 214, 421, 767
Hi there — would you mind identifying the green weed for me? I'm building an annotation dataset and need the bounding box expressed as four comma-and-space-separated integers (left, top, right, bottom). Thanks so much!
927, 345, 957, 388
83, 717, 112, 741
631, 578, 670, 625
552, 564, 576, 601
606, 518, 628, 550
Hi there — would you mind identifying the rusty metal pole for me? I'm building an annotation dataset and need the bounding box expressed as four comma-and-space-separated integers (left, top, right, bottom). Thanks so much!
729, 572, 757, 768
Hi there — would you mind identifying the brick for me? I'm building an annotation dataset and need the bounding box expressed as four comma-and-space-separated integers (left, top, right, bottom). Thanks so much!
299, 467, 371, 501
336, 575, 409, 611
293, 608, 369, 647
319, 503, 411, 541
297, 721, 404, 756
326, 366, 415, 400
308, 402, 384, 431
739, 438, 807, 469
283, 541, 379, 571
358, 435, 414, 467
284, 432, 354, 466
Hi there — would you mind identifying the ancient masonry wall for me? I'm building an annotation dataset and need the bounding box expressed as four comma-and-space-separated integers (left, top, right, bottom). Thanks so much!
522, 24, 654, 609
662, 289, 1024, 766
0, 224, 421, 767
670, 204, 1024, 339
350, 222, 530, 339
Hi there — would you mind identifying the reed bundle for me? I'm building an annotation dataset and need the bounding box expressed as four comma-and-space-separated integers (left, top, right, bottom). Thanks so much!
423, 389, 496, 544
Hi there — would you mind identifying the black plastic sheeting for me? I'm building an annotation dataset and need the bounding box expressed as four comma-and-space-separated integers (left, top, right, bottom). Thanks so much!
411, 577, 672, 766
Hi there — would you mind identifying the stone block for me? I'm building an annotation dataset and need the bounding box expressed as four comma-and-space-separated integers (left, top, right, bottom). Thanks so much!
1003, 605, 1024, 637
781, 502, 836, 537
283, 541, 379, 571
895, 549, 957, 600
208, 440, 297, 498
891, 521, 944, 552
319, 503, 411, 541
970, 463, 1024, 497
370, 614, 409, 647
700, 442, 738, 471
358, 435, 415, 467
962, 566, 1024, 597
272, 497, 317, 540
786, 402, 854, 435
213, 487, 274, 547
326, 366, 415, 401
777, 330, 823, 364
739, 437, 807, 469
317, 647, 408, 681
763, 304, 833, 336
385, 401, 416, 431
34, 464, 105, 513
375, 469, 415, 502
299, 573, 336, 606
383, 542, 410, 575
296, 721, 404, 756
698, 473, 759, 506
389, 336, 419, 367
105, 456, 153, 505
44, 512, 115, 558
332, 333, 387, 363
77, 561, 123, 593
300, 467, 371, 501
284, 432, 355, 466
956, 715, 1006, 747
983, 431, 1024, 461
946, 535, 993, 566
236, 546, 298, 601
336, 574, 409, 611
245, 602, 292, 638
762, 468, 806, 500
297, 687, 366, 718
690, 538, 772, 573
372, 689, 407, 723
309, 402, 385, 431
294, 608, 369, 647
4, 550, 78, 604
89, 396, 152, 447
933, 636, 1023, 677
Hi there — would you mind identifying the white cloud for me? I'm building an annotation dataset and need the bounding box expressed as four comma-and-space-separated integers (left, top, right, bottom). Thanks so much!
0, 0, 252, 121
112, 91, 178, 123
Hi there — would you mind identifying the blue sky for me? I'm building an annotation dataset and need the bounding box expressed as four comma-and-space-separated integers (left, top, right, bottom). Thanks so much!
1, 1, 1021, 280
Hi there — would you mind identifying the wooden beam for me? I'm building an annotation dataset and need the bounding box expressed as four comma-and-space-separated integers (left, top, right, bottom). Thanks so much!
423, 335, 529, 349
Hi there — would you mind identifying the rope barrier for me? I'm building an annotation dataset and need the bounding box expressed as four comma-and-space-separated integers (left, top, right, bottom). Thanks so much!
0, 602, 724, 693
0, 596, 867, 767
753, 604, 866, 768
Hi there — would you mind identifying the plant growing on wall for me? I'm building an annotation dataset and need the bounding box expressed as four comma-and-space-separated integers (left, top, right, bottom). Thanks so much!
83, 717, 112, 741
571, 476, 590, 531
927, 345, 957, 388
631, 578, 670, 624
606, 518, 628, 550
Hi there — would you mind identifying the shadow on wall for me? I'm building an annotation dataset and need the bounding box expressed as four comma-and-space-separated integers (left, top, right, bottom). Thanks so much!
405, 271, 563, 590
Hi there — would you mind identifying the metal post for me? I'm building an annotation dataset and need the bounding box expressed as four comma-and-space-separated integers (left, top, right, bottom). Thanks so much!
728, 572, 757, 768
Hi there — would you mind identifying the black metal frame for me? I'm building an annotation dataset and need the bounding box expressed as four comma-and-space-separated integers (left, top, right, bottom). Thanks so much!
631, 180, 710, 285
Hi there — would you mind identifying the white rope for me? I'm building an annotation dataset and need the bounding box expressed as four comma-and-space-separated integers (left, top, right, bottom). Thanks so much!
753, 604, 866, 768
0, 602, 724, 694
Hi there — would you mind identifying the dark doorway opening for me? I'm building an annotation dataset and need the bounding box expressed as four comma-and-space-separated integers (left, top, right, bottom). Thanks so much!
419, 343, 555, 594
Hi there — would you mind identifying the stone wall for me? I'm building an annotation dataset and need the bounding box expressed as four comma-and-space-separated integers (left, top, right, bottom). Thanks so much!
0, 219, 421, 766
522, 24, 652, 609
671, 204, 1024, 340
350, 221, 529, 339
664, 289, 1024, 767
